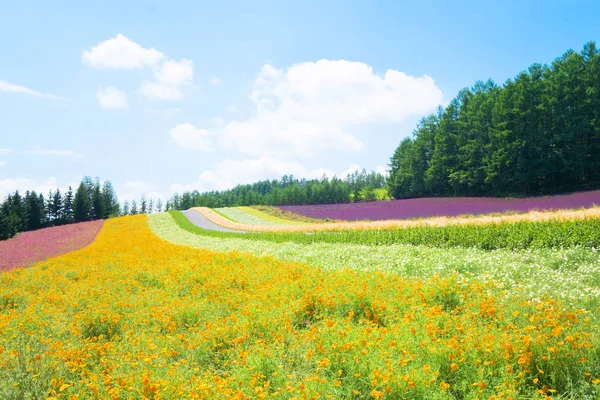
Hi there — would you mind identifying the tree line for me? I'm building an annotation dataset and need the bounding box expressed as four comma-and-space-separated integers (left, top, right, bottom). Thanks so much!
165, 170, 388, 210
389, 42, 600, 198
0, 177, 118, 240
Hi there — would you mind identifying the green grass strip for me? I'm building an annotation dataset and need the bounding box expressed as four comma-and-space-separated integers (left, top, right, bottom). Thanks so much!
170, 210, 600, 250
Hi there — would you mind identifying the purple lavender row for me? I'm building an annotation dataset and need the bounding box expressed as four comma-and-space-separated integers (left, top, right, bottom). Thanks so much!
279, 190, 600, 221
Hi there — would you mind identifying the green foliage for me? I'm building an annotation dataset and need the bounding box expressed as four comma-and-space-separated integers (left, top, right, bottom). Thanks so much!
73, 183, 91, 222
166, 170, 388, 209
169, 210, 600, 250
389, 42, 600, 198
0, 177, 119, 240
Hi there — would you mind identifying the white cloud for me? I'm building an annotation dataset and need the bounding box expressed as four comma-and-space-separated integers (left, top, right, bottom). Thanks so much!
0, 81, 64, 100
0, 148, 10, 155
168, 123, 215, 151
170, 158, 378, 194
339, 164, 363, 179
82, 34, 164, 69
120, 181, 165, 203
375, 164, 389, 177
22, 149, 80, 158
139, 82, 183, 100
209, 76, 220, 85
154, 59, 194, 86
139, 59, 194, 101
216, 60, 443, 158
96, 86, 129, 110
227, 104, 237, 113
0, 161, 5, 168
0, 177, 77, 202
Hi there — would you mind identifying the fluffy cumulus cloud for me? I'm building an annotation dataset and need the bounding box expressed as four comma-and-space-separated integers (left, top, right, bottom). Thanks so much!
170, 158, 378, 194
120, 181, 165, 203
0, 80, 64, 100
216, 60, 444, 158
140, 59, 194, 101
96, 86, 129, 110
82, 35, 194, 101
82, 34, 164, 69
168, 123, 215, 151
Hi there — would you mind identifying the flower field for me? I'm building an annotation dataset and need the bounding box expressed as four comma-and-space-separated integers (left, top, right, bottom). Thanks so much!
280, 190, 600, 221
195, 206, 600, 235
1, 214, 600, 399
214, 207, 285, 226
187, 207, 600, 250
0, 220, 104, 272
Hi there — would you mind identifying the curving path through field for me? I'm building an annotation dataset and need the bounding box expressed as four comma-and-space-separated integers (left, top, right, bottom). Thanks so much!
181, 209, 244, 233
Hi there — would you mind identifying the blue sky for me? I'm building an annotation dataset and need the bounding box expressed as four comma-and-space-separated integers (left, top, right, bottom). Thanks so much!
1, 0, 598, 202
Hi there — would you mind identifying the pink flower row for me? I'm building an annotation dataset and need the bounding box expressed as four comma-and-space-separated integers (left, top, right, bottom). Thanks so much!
0, 220, 104, 272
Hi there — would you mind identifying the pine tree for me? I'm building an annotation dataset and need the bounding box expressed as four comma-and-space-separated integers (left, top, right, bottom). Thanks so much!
73, 183, 91, 222
52, 189, 63, 225
140, 195, 147, 214
25, 191, 44, 231
122, 201, 130, 216
91, 182, 104, 220
101, 181, 119, 217
62, 186, 74, 224
130, 200, 138, 215
46, 190, 54, 225
156, 199, 163, 213
148, 198, 154, 214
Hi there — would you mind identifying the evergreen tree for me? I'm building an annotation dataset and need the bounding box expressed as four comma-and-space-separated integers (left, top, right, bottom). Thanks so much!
73, 183, 91, 222
91, 182, 104, 220
122, 201, 130, 216
51, 189, 63, 225
130, 200, 138, 215
148, 198, 154, 214
156, 199, 163, 213
62, 186, 74, 224
101, 181, 120, 217
140, 195, 147, 214
24, 191, 44, 231
46, 190, 54, 225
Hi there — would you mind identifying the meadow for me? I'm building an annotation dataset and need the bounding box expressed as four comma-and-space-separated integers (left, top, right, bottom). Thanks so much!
1, 215, 600, 399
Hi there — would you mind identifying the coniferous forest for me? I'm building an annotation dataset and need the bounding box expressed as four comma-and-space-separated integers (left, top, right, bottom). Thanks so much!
388, 42, 600, 198
0, 177, 120, 240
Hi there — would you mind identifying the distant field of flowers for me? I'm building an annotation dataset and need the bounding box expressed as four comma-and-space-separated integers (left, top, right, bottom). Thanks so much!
0, 220, 104, 272
280, 190, 600, 221
214, 207, 284, 226
1, 214, 599, 399
196, 206, 600, 239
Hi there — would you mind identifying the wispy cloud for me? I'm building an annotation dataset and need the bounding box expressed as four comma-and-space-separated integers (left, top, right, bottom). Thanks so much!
0, 161, 5, 168
0, 81, 65, 100
22, 149, 82, 159
0, 148, 10, 155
